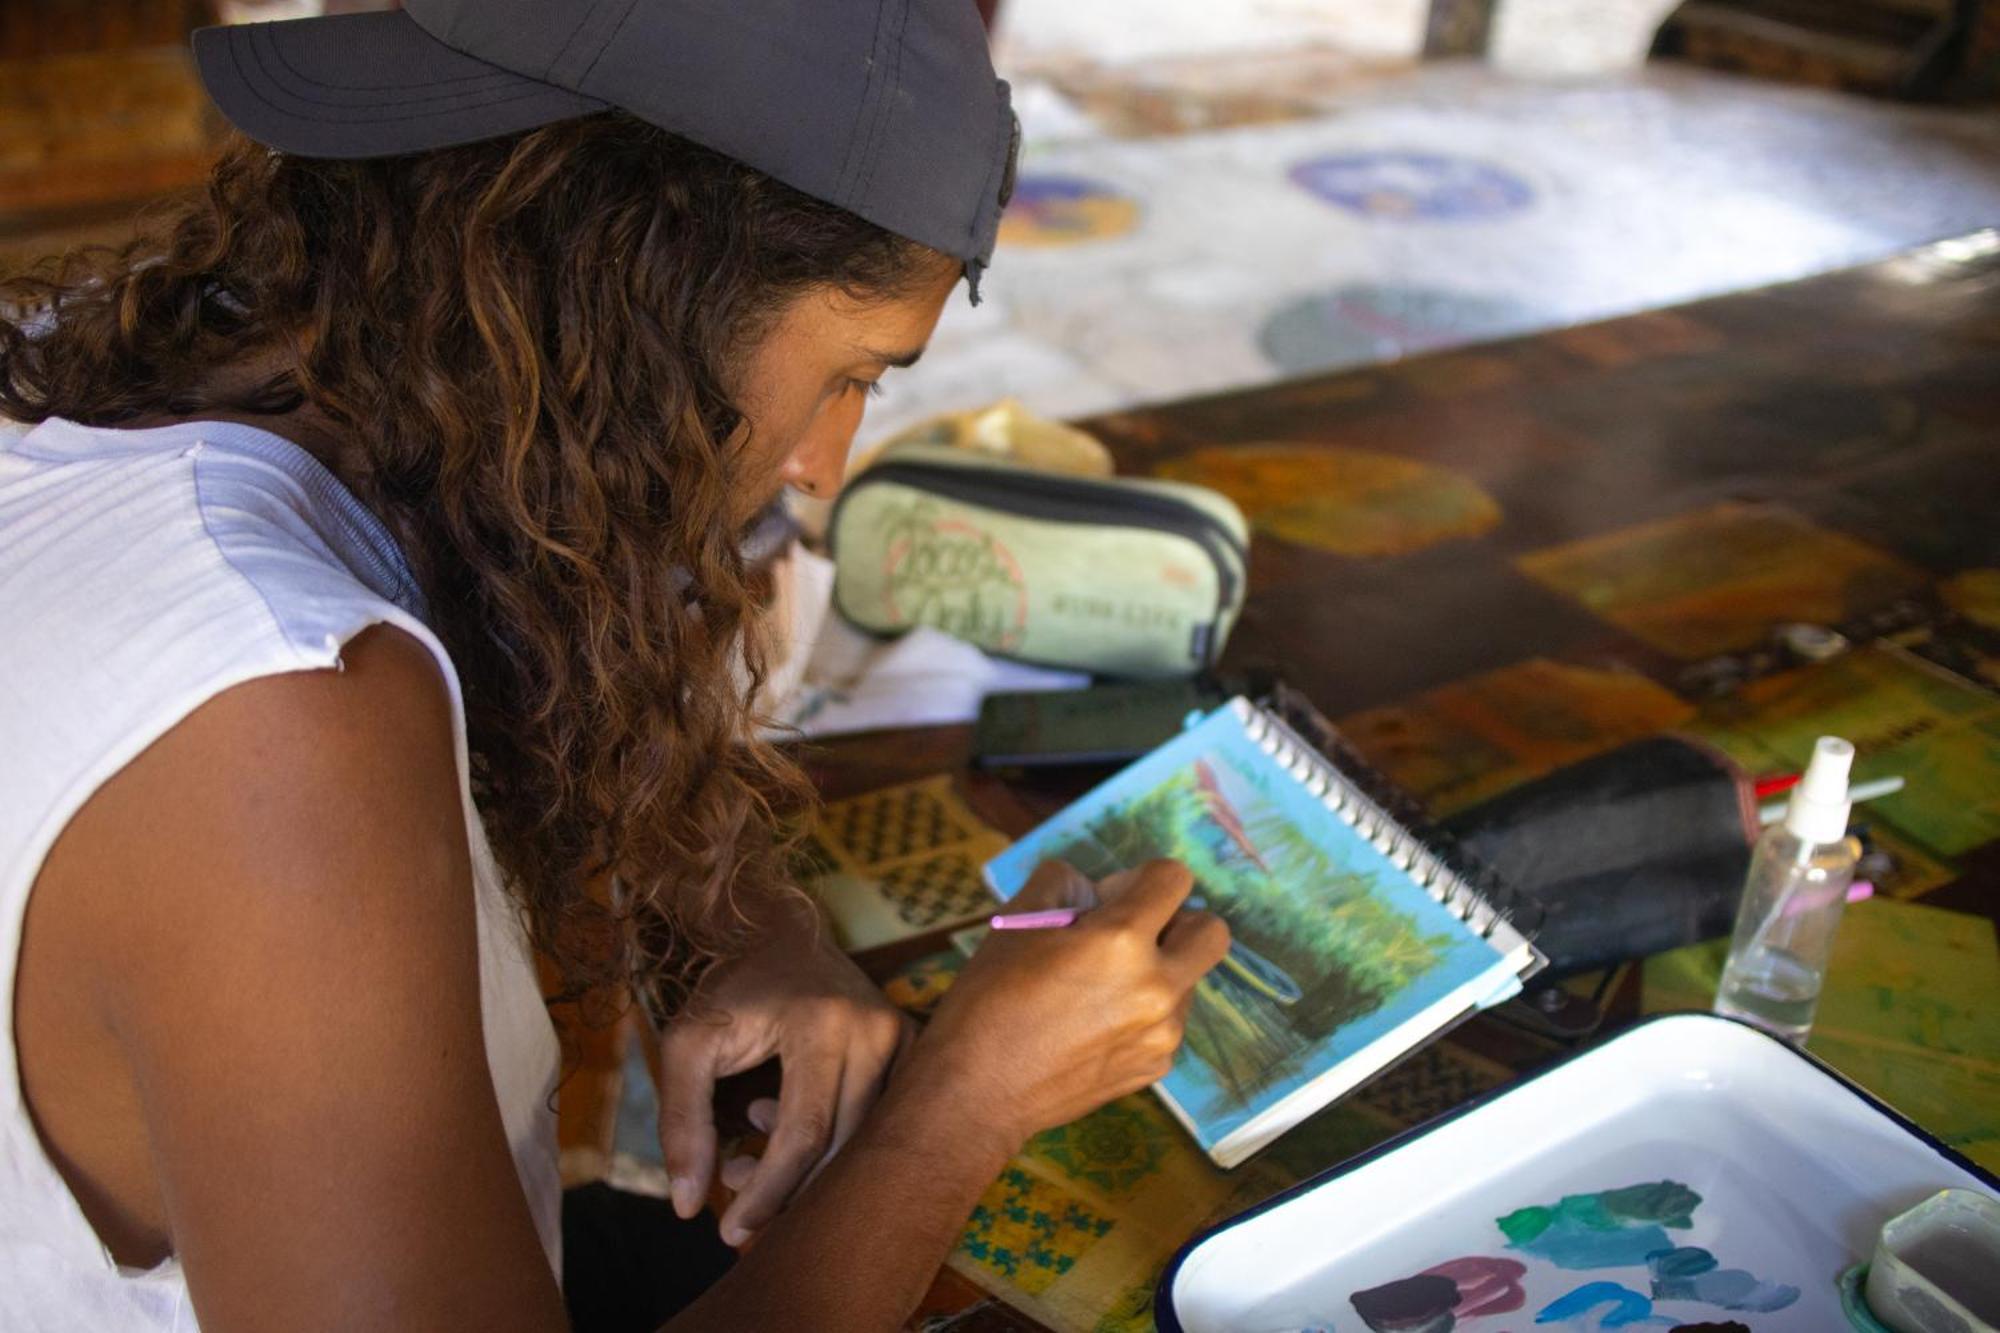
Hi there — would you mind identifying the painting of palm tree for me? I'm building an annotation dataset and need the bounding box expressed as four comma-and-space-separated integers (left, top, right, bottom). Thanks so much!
1047, 749, 1458, 1112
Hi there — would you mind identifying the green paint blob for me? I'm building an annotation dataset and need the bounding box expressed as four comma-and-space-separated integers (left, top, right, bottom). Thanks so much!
1497, 1204, 1556, 1244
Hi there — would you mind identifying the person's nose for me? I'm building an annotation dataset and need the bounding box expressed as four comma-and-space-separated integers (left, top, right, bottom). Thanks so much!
779, 399, 862, 499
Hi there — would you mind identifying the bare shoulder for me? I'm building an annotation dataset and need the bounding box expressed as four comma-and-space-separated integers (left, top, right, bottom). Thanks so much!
39, 623, 468, 982
22, 626, 567, 1329
16, 623, 467, 1242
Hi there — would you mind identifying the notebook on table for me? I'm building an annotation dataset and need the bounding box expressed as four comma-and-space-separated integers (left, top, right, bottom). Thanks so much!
983, 694, 1545, 1168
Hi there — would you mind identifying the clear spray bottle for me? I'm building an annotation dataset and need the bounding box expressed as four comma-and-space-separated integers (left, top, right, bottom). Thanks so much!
1714, 735, 1859, 1043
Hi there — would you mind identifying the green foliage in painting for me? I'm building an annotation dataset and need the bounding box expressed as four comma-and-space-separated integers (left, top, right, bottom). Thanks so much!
1048, 757, 1455, 1108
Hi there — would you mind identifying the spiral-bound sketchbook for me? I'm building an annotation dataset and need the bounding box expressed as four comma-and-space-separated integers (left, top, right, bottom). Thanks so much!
984, 697, 1545, 1168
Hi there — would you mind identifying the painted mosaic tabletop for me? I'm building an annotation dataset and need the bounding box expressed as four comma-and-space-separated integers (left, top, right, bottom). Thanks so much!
789, 234, 2000, 1333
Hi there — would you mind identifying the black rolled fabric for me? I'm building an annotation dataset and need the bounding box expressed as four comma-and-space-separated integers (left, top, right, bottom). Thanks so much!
561, 1183, 736, 1333
1440, 737, 1757, 977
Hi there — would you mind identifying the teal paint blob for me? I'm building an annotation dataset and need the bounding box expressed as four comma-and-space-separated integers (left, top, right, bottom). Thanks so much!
1498, 1182, 1702, 1271
1516, 1222, 1677, 1270
1647, 1246, 1801, 1312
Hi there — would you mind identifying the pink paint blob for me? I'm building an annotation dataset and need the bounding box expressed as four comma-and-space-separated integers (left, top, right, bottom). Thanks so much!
1421, 1256, 1528, 1316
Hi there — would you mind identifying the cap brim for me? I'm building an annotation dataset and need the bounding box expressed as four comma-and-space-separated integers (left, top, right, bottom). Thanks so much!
192, 10, 606, 160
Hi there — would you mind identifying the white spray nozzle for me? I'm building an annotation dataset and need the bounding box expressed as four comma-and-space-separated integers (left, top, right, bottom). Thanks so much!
1786, 735, 1854, 843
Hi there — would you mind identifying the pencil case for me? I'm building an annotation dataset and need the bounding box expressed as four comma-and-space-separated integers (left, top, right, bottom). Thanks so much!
827, 444, 1249, 677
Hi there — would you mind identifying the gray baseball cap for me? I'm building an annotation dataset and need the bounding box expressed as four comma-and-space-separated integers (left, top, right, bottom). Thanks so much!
192, 0, 1018, 298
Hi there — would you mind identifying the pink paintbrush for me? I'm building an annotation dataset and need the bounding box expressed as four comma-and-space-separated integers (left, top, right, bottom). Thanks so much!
988, 908, 1082, 930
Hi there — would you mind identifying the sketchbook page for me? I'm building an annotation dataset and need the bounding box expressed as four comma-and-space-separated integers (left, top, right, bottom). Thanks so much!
1247, 700, 1540, 973
1211, 953, 1527, 1167
986, 704, 1514, 1160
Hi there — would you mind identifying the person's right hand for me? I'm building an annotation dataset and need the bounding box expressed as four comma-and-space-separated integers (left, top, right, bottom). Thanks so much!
900, 859, 1231, 1153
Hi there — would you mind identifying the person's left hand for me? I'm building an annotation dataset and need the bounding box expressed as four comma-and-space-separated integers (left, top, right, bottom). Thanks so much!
655, 901, 911, 1247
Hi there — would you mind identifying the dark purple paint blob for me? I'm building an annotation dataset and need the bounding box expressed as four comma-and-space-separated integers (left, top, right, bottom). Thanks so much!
1421, 1257, 1529, 1316
1350, 1271, 1460, 1332
1668, 1323, 1752, 1332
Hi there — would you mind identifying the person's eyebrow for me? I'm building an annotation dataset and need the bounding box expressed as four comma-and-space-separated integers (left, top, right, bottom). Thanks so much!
857, 342, 927, 369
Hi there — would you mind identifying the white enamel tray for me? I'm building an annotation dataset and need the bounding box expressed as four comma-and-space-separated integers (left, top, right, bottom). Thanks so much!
1158, 1014, 1997, 1333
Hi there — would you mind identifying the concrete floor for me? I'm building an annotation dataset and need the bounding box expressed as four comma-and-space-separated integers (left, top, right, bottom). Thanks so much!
993, 0, 1685, 76
855, 57, 2000, 452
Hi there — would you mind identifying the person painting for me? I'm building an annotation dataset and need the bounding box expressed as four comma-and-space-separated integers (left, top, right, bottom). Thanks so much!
0, 1, 1231, 1329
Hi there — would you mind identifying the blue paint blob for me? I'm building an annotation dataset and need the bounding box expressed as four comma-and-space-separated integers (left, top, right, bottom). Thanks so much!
1534, 1280, 1672, 1327
1646, 1246, 1800, 1312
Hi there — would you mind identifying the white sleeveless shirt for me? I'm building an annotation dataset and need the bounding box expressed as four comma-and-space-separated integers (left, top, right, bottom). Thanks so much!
0, 417, 562, 1329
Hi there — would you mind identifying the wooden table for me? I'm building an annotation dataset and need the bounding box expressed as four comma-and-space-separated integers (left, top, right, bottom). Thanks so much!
793, 233, 2000, 1330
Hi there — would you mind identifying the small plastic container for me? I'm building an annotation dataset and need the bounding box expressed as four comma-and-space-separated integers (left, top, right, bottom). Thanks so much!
1865, 1188, 2000, 1333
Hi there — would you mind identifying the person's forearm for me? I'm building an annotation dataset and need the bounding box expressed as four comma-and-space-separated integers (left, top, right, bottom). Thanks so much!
664, 1052, 1018, 1332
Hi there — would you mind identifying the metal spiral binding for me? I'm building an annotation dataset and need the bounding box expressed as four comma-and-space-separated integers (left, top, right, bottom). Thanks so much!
1240, 699, 1464, 917
1238, 687, 1543, 944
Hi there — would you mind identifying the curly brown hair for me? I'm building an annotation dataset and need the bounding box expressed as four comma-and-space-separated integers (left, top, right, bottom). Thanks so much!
1, 114, 947, 1017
